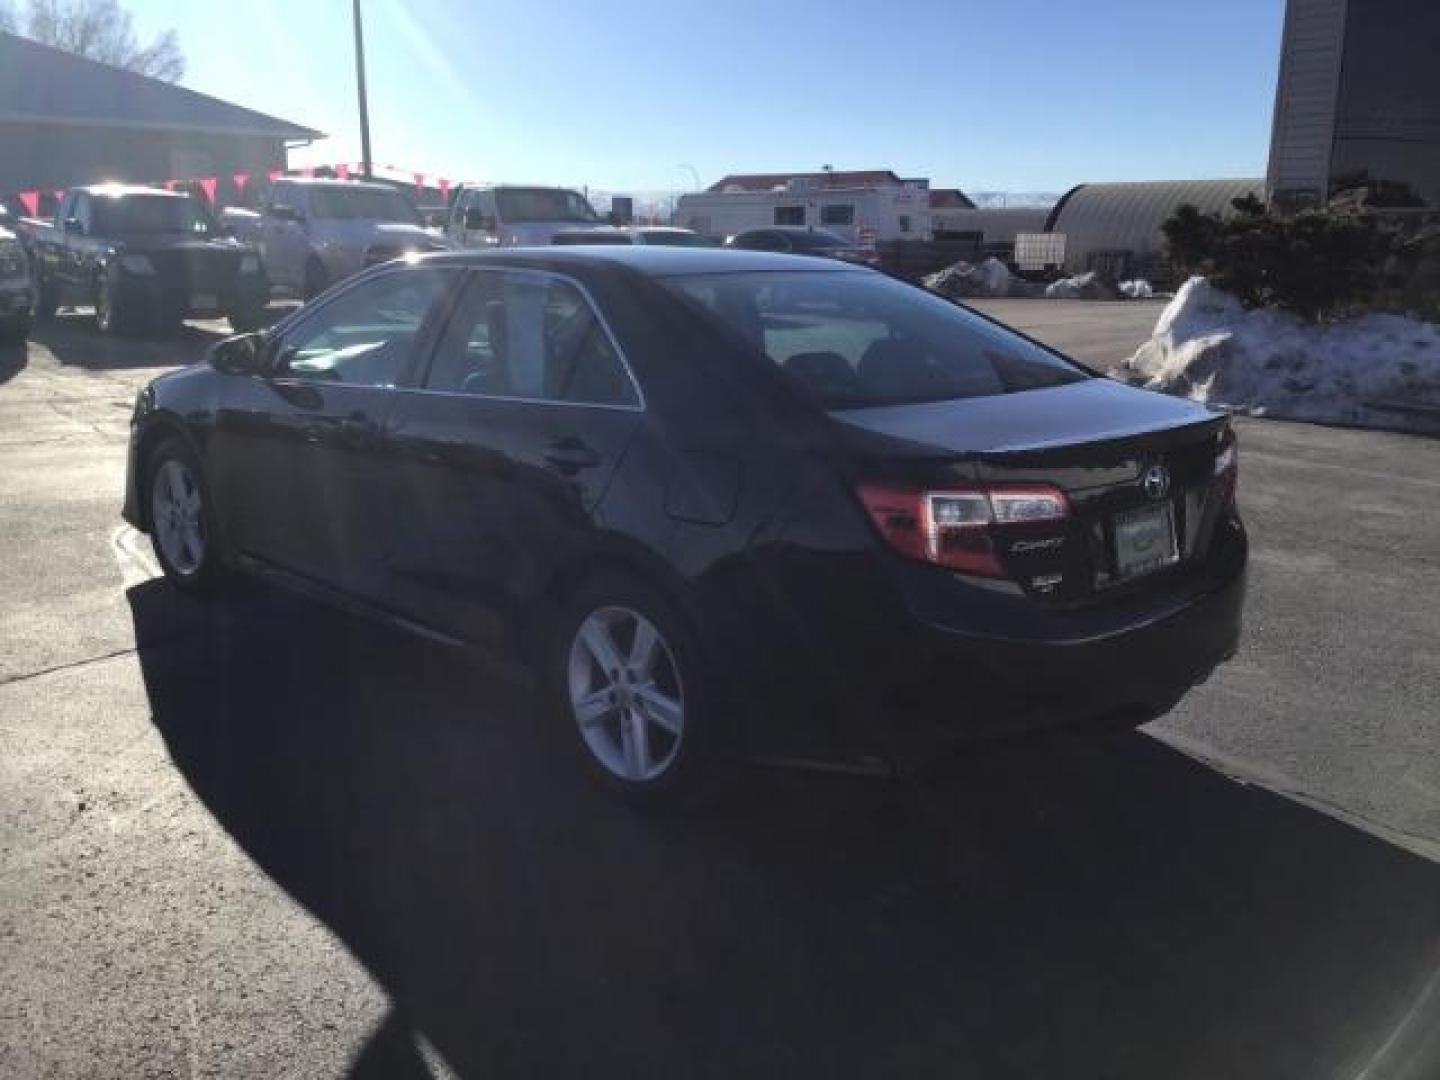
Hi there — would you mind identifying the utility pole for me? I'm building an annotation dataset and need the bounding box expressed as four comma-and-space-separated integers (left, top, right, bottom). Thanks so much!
352, 0, 373, 179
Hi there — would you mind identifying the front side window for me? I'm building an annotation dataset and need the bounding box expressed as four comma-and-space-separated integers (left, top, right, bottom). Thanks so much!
661, 270, 1087, 410
774, 205, 805, 226
277, 268, 454, 386
820, 204, 854, 226
425, 272, 639, 407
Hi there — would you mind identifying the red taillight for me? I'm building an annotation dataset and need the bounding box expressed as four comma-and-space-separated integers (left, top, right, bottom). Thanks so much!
857, 482, 1070, 579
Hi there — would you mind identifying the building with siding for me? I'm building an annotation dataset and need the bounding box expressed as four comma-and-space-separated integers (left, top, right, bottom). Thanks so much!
0, 32, 321, 212
1267, 0, 1440, 209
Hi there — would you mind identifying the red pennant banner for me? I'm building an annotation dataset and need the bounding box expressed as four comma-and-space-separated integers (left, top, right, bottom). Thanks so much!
268, 169, 282, 184
199, 176, 218, 204
413, 172, 425, 195
300, 167, 314, 179
17, 190, 38, 217
336, 163, 350, 180
163, 180, 176, 191
438, 178, 451, 201
233, 172, 250, 193
52, 189, 65, 203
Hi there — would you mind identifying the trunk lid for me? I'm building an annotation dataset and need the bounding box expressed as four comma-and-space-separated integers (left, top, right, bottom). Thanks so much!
831, 379, 1233, 605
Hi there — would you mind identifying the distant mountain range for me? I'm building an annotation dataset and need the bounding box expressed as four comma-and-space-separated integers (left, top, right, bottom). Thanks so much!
965, 192, 1063, 209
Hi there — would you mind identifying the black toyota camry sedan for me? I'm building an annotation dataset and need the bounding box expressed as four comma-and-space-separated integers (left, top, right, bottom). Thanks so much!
123, 247, 1246, 802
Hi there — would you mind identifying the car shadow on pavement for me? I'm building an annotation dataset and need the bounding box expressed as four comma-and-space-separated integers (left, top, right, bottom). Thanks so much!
127, 577, 1440, 1080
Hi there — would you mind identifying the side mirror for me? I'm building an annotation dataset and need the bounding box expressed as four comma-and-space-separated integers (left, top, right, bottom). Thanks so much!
64, 216, 84, 235
463, 207, 494, 231
209, 333, 268, 376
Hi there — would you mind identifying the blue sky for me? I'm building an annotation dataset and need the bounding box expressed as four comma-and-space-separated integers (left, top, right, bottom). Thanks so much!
124, 0, 1285, 194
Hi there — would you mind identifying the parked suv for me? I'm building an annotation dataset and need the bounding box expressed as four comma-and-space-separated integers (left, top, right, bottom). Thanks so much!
27, 185, 268, 334
444, 184, 623, 248
254, 178, 448, 299
0, 210, 34, 342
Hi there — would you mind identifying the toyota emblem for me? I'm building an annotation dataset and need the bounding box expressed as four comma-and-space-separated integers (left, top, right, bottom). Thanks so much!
1142, 464, 1171, 501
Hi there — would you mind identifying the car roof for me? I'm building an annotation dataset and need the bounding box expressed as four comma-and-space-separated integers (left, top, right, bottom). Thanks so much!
750, 226, 847, 239
77, 183, 185, 199
420, 246, 862, 277
273, 177, 395, 192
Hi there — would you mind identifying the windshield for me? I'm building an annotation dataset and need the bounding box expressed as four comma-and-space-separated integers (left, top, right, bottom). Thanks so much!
92, 195, 211, 234
662, 271, 1087, 409
495, 187, 599, 223
307, 186, 418, 223
641, 230, 714, 247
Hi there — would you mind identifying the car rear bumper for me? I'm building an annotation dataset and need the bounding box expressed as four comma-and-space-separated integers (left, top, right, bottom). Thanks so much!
866, 518, 1247, 767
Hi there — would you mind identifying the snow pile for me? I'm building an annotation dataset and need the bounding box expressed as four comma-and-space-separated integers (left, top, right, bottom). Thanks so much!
1119, 279, 1154, 299
1045, 271, 1117, 300
925, 257, 1022, 299
1121, 277, 1440, 434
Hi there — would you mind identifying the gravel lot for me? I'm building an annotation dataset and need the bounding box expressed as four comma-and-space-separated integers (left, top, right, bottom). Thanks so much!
2, 303, 1437, 1079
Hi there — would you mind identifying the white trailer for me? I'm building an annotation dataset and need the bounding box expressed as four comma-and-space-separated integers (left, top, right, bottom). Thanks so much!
674, 180, 931, 243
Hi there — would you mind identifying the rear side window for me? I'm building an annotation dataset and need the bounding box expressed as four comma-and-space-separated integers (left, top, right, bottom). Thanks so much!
661, 271, 1087, 409
425, 272, 639, 408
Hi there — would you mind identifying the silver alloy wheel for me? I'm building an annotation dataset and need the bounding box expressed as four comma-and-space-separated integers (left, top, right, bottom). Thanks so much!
151, 457, 205, 576
567, 605, 685, 782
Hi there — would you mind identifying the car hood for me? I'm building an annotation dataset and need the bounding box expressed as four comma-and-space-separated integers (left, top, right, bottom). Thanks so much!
830, 377, 1224, 459
113, 233, 251, 256
311, 219, 442, 249
503, 221, 623, 246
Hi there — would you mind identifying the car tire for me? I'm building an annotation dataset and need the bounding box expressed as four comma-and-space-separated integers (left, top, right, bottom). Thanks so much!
547, 571, 722, 809
303, 259, 329, 302
226, 306, 267, 333
0, 316, 28, 343
145, 437, 222, 593
94, 270, 136, 336
33, 278, 57, 320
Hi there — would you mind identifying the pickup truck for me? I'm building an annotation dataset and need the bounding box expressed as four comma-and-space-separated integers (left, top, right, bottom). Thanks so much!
27, 185, 268, 335
443, 184, 624, 248
239, 178, 449, 299
0, 209, 34, 343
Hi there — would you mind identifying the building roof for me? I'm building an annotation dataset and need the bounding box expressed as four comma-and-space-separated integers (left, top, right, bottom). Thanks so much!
0, 31, 322, 140
1045, 178, 1263, 271
928, 188, 976, 209
707, 170, 909, 193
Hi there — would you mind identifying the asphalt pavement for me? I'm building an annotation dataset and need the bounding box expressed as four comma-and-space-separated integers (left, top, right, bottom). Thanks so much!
2, 303, 1438, 1079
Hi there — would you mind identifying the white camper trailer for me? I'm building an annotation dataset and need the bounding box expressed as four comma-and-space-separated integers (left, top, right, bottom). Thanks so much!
674, 178, 931, 244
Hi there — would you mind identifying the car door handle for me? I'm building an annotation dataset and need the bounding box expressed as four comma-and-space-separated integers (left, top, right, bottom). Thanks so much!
544, 437, 602, 473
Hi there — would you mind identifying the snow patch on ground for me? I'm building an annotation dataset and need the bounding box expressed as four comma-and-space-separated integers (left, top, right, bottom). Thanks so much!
924, 257, 1023, 298
1121, 277, 1440, 434
1044, 272, 1117, 300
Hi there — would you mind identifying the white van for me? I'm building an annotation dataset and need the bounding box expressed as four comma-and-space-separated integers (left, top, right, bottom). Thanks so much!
444, 184, 623, 248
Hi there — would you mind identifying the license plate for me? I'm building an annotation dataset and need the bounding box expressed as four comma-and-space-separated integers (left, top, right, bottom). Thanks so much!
190, 292, 218, 311
1113, 503, 1179, 580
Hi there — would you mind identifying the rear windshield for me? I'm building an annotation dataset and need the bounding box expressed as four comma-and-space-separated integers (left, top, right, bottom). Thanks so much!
788, 230, 848, 249
93, 195, 210, 234
308, 186, 418, 223
661, 271, 1088, 409
641, 230, 714, 247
